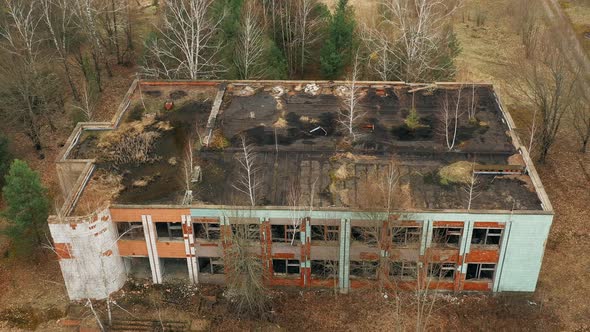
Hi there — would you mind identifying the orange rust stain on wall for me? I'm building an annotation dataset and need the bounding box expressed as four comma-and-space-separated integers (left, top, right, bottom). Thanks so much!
428, 281, 455, 290
359, 252, 379, 260
55, 243, 73, 259
433, 221, 464, 227
118, 240, 148, 256
463, 281, 491, 291
466, 249, 499, 262
111, 208, 190, 222
425, 249, 459, 262
350, 279, 376, 289
156, 241, 186, 258
272, 253, 295, 259
474, 222, 505, 228
270, 278, 301, 287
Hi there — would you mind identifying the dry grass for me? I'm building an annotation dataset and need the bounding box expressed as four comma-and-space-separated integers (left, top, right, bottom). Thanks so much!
561, 0, 590, 54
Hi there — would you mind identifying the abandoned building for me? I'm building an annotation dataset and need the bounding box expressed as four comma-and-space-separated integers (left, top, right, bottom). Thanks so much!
48, 80, 553, 300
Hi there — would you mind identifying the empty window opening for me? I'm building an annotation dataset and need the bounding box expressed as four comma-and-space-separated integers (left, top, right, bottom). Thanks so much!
272, 259, 300, 275
350, 226, 379, 246
161, 258, 188, 281
391, 226, 421, 246
117, 222, 144, 239
471, 228, 502, 246
432, 227, 462, 247
349, 260, 379, 279
124, 257, 151, 279
310, 260, 338, 279
428, 263, 456, 280
156, 222, 183, 240
466, 263, 495, 280
231, 224, 260, 241
271, 225, 300, 243
311, 225, 339, 241
198, 257, 224, 274
194, 222, 221, 240
389, 261, 418, 279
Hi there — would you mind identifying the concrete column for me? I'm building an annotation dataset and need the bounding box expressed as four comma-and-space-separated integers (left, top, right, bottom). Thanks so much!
338, 218, 351, 294
182, 215, 199, 284
142, 215, 162, 284
493, 220, 512, 292
300, 218, 311, 287
421, 219, 433, 255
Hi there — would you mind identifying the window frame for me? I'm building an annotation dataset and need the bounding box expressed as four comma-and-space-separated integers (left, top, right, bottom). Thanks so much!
194, 222, 221, 240
471, 228, 503, 246
391, 226, 422, 247
466, 263, 496, 280
156, 222, 183, 240
389, 260, 418, 279
271, 224, 300, 243
272, 259, 301, 275
311, 225, 339, 242
198, 257, 224, 274
117, 222, 144, 239
428, 263, 456, 280
432, 227, 462, 247
349, 260, 379, 280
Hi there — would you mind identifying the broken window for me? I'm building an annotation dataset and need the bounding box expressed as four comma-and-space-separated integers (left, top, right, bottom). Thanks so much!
271, 224, 300, 243
198, 257, 224, 274
466, 263, 495, 280
428, 263, 456, 280
432, 227, 462, 247
231, 224, 260, 241
194, 222, 221, 240
310, 260, 338, 279
349, 260, 379, 279
156, 222, 183, 240
117, 222, 144, 239
272, 259, 300, 275
311, 225, 339, 241
471, 228, 502, 246
389, 261, 418, 279
350, 226, 379, 246
391, 226, 422, 246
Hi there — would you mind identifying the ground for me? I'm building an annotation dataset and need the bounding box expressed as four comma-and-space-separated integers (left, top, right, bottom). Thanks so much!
0, 0, 589, 330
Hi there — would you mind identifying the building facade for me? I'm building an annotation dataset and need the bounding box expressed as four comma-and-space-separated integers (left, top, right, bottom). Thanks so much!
48, 80, 553, 300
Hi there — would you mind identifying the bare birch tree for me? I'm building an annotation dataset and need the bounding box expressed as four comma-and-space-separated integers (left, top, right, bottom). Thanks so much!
366, 0, 462, 82
233, 135, 262, 206
142, 0, 225, 79
0, 0, 62, 152
463, 161, 480, 211
297, 0, 324, 77
40, 0, 80, 101
514, 0, 540, 59
510, 43, 581, 162
439, 87, 463, 151
234, 1, 265, 80
338, 51, 365, 142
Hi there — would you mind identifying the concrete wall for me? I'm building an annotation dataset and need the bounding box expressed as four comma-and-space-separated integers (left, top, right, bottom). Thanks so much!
49, 208, 126, 300
495, 214, 553, 292
105, 206, 553, 293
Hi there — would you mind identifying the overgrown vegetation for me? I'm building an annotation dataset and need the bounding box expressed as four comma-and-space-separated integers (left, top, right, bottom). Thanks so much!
1, 160, 49, 256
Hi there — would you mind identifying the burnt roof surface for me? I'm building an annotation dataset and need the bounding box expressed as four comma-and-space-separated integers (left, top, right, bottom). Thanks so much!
68, 82, 543, 214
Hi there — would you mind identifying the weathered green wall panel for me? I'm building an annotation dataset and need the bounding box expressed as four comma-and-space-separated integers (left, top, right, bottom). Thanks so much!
496, 215, 553, 292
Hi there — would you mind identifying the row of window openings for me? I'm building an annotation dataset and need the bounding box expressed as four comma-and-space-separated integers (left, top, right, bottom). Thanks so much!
117, 223, 502, 247
267, 259, 495, 281
155, 257, 494, 282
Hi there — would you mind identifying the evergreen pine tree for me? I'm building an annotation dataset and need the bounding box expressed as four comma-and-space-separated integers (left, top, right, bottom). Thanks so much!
320, 0, 356, 79
2, 160, 50, 255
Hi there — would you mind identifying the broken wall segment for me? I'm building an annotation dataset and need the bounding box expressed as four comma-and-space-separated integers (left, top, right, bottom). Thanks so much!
48, 208, 126, 300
